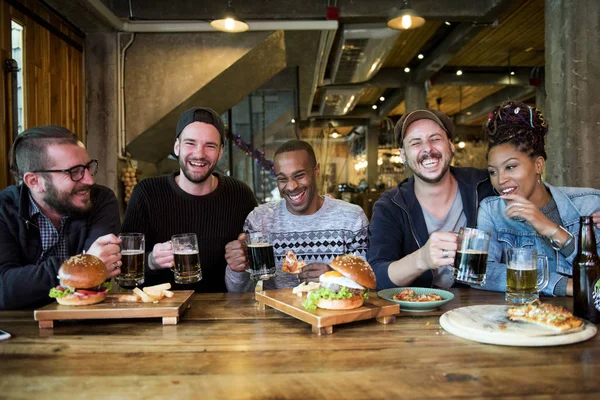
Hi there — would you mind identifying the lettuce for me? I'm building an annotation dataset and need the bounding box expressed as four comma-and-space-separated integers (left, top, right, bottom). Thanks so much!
303, 286, 354, 311
49, 286, 74, 299
101, 281, 111, 292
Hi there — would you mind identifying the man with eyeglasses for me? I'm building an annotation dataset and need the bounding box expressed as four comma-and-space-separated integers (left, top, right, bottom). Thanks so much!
224, 140, 369, 291
0, 126, 122, 310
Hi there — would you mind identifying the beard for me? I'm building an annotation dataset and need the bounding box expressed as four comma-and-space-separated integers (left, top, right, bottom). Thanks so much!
43, 180, 93, 218
179, 156, 217, 184
407, 147, 454, 184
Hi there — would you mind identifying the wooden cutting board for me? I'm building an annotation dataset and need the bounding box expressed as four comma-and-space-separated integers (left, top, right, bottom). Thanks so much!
439, 305, 598, 346
34, 290, 194, 329
255, 288, 399, 335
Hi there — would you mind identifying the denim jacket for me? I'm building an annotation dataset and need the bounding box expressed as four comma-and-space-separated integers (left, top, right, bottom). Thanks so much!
476, 183, 600, 296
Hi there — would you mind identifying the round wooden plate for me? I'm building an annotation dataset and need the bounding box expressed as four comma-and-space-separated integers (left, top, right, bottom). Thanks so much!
439, 305, 597, 347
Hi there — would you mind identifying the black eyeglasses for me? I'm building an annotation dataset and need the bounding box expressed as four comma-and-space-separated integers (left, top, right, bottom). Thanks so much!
33, 159, 99, 182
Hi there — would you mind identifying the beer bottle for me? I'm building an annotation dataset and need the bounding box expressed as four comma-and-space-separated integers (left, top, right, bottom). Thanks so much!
573, 216, 600, 323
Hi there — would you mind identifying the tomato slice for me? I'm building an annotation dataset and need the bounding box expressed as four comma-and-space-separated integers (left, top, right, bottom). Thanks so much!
77, 289, 99, 295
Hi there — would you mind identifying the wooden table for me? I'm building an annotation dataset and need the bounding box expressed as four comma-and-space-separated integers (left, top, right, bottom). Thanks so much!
0, 289, 598, 399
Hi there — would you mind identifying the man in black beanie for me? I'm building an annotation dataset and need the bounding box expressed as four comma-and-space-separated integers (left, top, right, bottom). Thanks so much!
121, 107, 257, 292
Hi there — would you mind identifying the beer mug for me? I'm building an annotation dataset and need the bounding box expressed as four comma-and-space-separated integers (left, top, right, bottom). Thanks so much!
453, 227, 490, 285
117, 233, 145, 288
505, 248, 549, 304
171, 233, 202, 284
246, 232, 276, 281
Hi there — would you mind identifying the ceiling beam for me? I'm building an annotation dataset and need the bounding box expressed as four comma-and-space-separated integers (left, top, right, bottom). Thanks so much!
455, 86, 536, 125
378, 23, 484, 116
322, 67, 537, 90
378, 87, 405, 117
432, 69, 533, 86
413, 23, 486, 83
322, 68, 408, 90
377, 0, 514, 117
106, 0, 507, 22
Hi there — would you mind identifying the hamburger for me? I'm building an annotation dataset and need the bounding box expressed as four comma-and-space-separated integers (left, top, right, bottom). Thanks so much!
302, 255, 376, 310
49, 254, 111, 306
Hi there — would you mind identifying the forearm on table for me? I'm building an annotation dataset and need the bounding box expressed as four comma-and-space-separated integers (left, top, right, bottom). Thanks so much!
387, 252, 428, 287
225, 265, 254, 292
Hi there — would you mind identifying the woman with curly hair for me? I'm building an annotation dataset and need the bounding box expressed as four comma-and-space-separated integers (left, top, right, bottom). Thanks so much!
476, 100, 600, 297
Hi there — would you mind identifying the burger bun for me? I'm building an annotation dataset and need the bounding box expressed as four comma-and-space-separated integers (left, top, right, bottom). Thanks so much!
316, 295, 364, 310
330, 255, 376, 289
58, 254, 107, 289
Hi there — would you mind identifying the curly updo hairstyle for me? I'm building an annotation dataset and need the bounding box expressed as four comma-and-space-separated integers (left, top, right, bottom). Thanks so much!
483, 101, 548, 160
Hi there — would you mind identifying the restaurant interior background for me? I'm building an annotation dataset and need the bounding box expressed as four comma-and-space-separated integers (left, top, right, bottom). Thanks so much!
1, 0, 598, 219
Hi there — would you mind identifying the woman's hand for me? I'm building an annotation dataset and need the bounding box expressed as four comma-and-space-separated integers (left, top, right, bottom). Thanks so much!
501, 193, 557, 237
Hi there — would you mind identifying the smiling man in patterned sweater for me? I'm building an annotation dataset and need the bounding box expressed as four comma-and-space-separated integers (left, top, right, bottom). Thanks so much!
225, 140, 369, 292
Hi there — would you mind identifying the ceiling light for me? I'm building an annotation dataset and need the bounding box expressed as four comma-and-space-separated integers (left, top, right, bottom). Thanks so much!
456, 69, 463, 76
458, 141, 466, 149
445, 21, 451, 26
466, 111, 472, 116
210, 1, 249, 33
379, 96, 385, 102
372, 105, 378, 110
387, 1, 426, 30
510, 71, 515, 76
331, 131, 340, 139
291, 118, 296, 123
418, 54, 424, 59
404, 67, 411, 73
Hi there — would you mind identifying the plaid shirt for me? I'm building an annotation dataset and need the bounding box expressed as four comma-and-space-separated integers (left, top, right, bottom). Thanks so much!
29, 194, 69, 264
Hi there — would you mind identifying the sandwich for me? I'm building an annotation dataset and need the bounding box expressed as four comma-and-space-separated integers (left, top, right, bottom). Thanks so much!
302, 255, 376, 310
49, 254, 110, 306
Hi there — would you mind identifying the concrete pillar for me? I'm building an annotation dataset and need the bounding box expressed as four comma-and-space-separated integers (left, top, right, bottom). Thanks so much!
545, 0, 600, 188
535, 76, 546, 116
85, 33, 119, 195
404, 81, 427, 113
366, 122, 379, 190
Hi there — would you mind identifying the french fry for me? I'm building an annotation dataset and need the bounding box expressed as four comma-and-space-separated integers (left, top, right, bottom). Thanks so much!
143, 287, 165, 298
133, 287, 159, 303
145, 283, 171, 291
117, 294, 140, 302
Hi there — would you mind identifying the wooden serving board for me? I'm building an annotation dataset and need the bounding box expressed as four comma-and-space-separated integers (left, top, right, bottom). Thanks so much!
255, 288, 400, 335
34, 290, 194, 329
440, 305, 598, 347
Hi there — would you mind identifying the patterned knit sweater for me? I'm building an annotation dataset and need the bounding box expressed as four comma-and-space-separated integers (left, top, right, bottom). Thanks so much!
225, 196, 369, 292
121, 173, 257, 292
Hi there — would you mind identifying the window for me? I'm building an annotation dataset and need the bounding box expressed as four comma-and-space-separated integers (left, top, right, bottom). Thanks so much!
11, 20, 25, 134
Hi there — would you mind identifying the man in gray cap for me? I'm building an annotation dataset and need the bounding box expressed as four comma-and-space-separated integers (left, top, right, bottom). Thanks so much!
367, 108, 494, 290
121, 107, 257, 292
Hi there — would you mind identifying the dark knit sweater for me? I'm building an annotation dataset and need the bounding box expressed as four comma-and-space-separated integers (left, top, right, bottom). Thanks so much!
121, 173, 257, 292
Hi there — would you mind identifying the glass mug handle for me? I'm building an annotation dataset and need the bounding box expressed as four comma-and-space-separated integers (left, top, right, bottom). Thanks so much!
536, 255, 549, 293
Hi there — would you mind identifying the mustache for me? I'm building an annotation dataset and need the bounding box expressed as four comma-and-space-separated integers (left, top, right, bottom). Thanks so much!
418, 150, 442, 163
72, 184, 93, 194
186, 158, 211, 163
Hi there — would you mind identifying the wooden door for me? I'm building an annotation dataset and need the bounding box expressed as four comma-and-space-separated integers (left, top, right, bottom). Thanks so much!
0, 0, 84, 190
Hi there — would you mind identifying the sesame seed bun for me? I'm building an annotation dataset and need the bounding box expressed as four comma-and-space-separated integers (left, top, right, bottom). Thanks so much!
329, 255, 376, 290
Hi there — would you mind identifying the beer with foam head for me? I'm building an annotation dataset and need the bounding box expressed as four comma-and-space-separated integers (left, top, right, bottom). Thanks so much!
171, 233, 202, 284
504, 248, 549, 304
119, 250, 145, 288
117, 233, 145, 288
173, 250, 202, 284
247, 243, 276, 281
453, 228, 491, 286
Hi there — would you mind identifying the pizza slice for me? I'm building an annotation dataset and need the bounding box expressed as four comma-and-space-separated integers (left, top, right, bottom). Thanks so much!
281, 251, 307, 274
507, 300, 584, 332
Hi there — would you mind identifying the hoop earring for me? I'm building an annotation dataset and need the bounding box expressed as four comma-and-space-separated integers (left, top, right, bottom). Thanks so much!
537, 175, 542, 184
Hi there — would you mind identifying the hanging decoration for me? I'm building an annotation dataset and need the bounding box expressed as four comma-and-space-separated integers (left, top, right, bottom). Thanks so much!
227, 132, 275, 175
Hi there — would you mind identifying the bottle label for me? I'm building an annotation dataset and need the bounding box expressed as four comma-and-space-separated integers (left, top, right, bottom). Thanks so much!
594, 277, 600, 312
